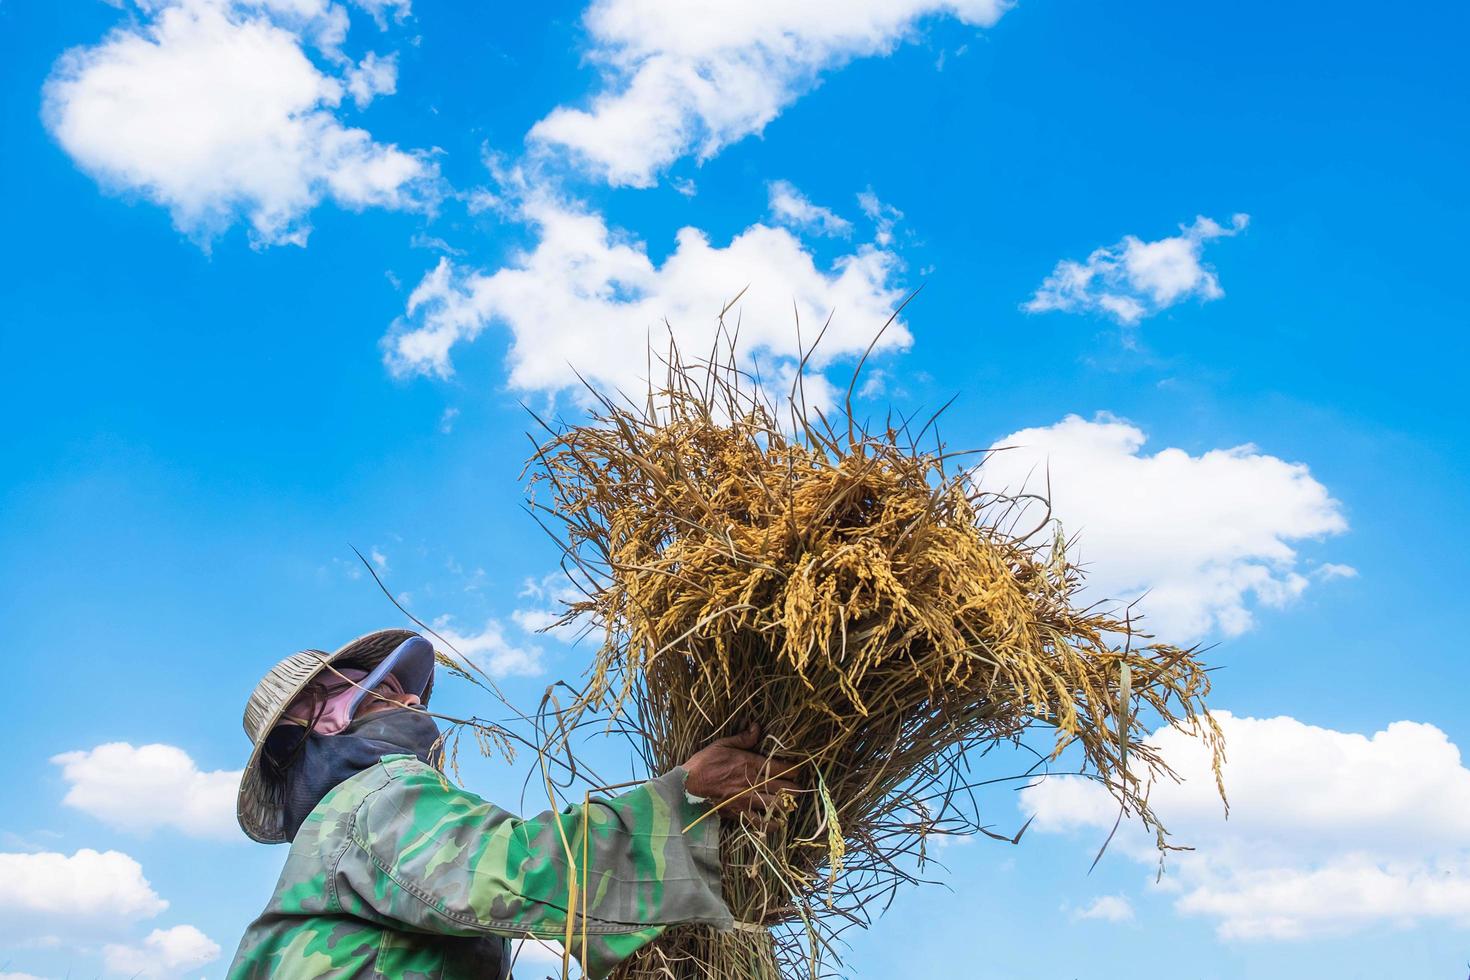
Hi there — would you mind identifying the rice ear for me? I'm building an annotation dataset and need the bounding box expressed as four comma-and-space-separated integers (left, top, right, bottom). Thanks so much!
524, 331, 1224, 979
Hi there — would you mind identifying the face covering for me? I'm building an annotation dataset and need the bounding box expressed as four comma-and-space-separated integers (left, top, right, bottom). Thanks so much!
281, 707, 442, 841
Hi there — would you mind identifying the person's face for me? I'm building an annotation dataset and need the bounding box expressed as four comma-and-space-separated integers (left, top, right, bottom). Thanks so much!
356, 686, 422, 717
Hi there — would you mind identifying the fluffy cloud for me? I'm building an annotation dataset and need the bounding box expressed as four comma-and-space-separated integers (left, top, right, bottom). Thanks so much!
431, 616, 543, 677
977, 414, 1346, 640
0, 849, 167, 923
529, 0, 1011, 186
43, 0, 436, 247
383, 190, 909, 396
0, 855, 216, 974
345, 50, 398, 108
1022, 711, 1470, 939
51, 743, 241, 841
1025, 214, 1249, 324
767, 180, 851, 237
103, 925, 221, 978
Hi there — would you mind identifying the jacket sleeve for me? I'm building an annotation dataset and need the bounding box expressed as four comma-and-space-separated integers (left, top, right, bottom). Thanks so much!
332, 757, 732, 979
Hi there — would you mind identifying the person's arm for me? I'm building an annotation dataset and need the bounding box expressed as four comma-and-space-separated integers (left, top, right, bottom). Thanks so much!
333, 757, 731, 979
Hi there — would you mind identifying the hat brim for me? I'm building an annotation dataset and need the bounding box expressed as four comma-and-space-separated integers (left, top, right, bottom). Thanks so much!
236, 628, 431, 843
345, 635, 436, 719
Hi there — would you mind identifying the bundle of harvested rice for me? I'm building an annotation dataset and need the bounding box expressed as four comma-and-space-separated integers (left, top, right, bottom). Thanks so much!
527, 339, 1224, 979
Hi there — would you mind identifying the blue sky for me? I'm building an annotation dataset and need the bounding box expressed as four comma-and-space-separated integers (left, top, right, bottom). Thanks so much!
2, 0, 1467, 977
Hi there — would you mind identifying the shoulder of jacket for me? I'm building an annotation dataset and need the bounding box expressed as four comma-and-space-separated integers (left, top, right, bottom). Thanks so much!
350, 758, 476, 846
312, 761, 396, 819
376, 754, 450, 785
379, 753, 426, 770
358, 756, 466, 814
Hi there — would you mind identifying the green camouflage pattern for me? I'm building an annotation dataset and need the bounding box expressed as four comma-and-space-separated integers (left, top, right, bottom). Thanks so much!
228, 754, 731, 980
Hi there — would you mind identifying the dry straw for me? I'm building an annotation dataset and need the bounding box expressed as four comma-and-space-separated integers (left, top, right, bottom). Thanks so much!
526, 327, 1224, 979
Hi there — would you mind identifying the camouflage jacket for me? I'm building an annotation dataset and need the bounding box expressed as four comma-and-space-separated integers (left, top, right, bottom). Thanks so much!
228, 755, 732, 980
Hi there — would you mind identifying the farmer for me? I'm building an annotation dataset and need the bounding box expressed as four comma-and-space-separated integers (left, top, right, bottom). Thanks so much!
228, 628, 799, 980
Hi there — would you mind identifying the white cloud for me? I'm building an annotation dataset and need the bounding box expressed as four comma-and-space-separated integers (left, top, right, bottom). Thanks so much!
103, 925, 221, 978
370, 545, 390, 570
976, 414, 1346, 641
249, 0, 348, 45
512, 573, 585, 643
1073, 895, 1134, 922
857, 368, 886, 398
464, 187, 502, 215
529, 0, 1011, 187
767, 180, 851, 237
331, 554, 364, 579
510, 608, 561, 634
410, 232, 466, 256
0, 849, 167, 923
0, 973, 49, 980
857, 187, 903, 246
1025, 214, 1249, 324
352, 0, 410, 30
344, 50, 397, 108
43, 0, 437, 247
431, 616, 543, 677
438, 406, 460, 433
1022, 711, 1470, 940
0, 830, 64, 853
51, 743, 241, 841
382, 189, 909, 396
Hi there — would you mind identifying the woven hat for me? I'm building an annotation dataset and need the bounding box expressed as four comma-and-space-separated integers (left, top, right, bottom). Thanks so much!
236, 628, 434, 843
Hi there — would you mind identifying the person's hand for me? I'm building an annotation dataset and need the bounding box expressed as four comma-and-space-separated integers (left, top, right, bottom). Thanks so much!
681, 723, 803, 820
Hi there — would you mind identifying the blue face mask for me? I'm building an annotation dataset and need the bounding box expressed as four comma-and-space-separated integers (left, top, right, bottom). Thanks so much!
280, 707, 441, 841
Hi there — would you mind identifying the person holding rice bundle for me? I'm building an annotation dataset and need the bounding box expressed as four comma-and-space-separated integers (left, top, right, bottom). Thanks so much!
227, 628, 802, 980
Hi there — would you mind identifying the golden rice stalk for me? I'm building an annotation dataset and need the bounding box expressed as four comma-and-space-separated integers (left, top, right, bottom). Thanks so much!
527, 336, 1224, 979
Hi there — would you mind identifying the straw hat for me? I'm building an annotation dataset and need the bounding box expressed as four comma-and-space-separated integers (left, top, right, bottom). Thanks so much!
236, 628, 434, 843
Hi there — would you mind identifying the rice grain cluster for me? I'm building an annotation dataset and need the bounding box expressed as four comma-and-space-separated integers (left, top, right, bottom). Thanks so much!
529, 344, 1223, 979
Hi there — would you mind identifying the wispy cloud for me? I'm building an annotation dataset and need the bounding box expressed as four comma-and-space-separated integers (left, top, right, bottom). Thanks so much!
767, 180, 851, 237
513, 572, 587, 643
1025, 214, 1249, 324
430, 616, 543, 677
1072, 895, 1134, 922
857, 187, 903, 246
